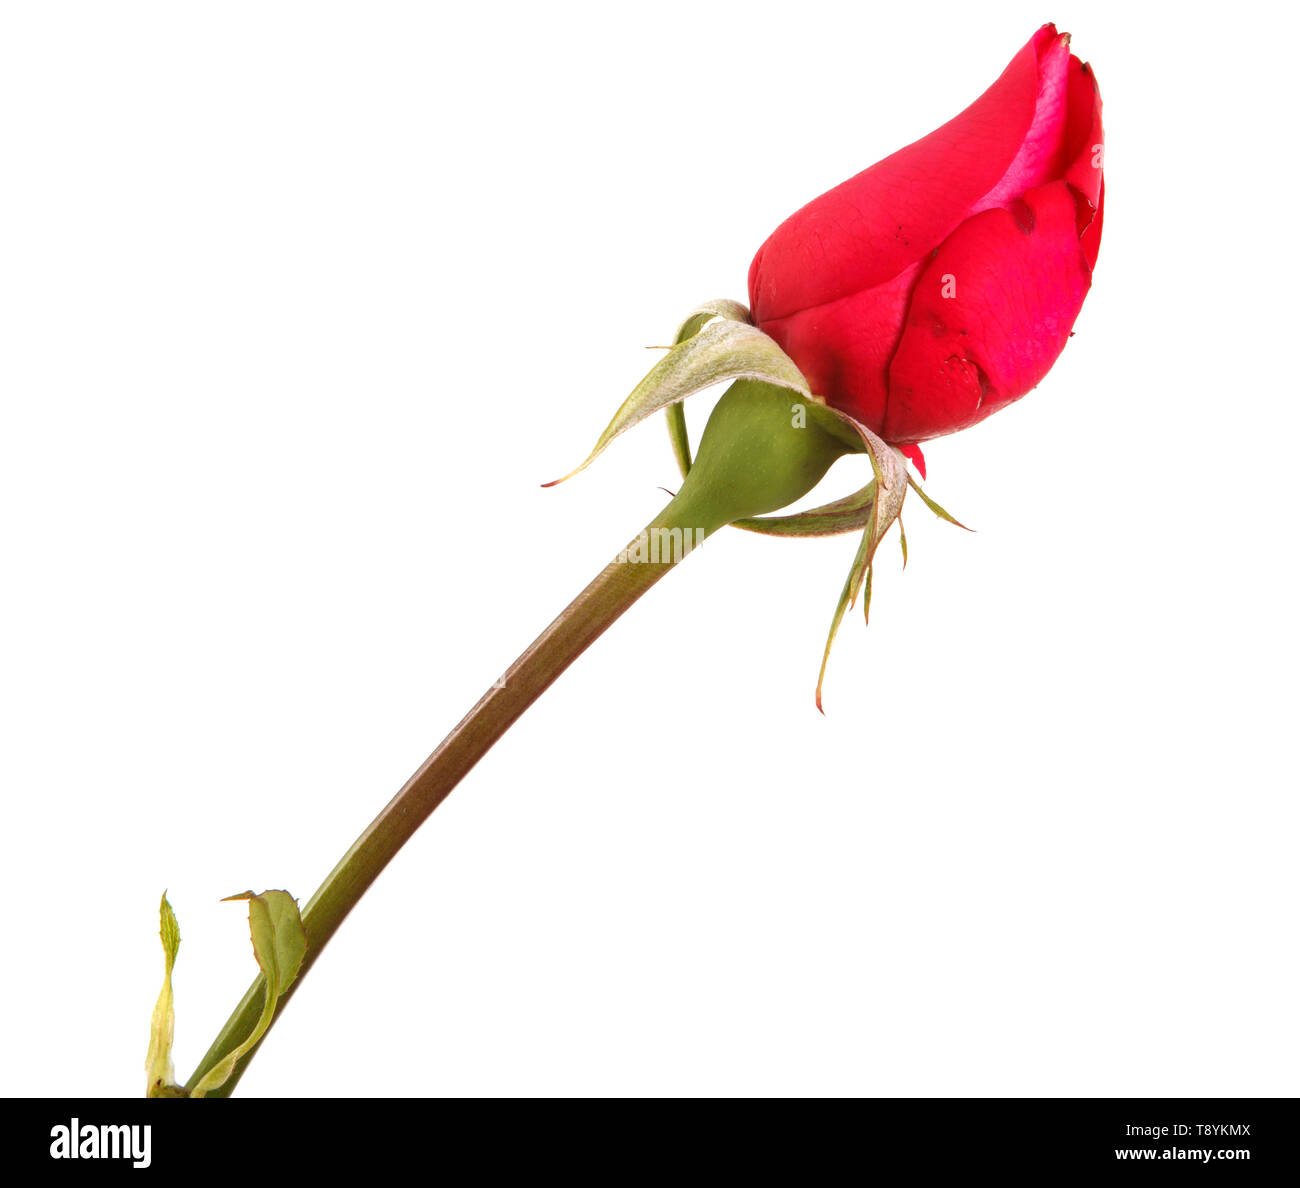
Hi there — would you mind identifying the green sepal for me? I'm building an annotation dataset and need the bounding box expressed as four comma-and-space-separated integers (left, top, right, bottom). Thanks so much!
547, 316, 809, 487
813, 411, 909, 708
666, 301, 752, 479
907, 474, 972, 531
816, 531, 875, 713
734, 480, 877, 538
666, 402, 692, 478
671, 298, 752, 345
655, 326, 882, 537
189, 890, 306, 1099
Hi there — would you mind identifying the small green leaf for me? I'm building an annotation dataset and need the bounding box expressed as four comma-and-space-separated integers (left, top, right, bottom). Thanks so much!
228, 889, 308, 997
189, 890, 306, 1099
145, 893, 182, 1098
899, 515, 908, 568
546, 318, 809, 486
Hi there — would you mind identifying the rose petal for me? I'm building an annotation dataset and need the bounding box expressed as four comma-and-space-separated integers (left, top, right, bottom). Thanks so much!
975, 28, 1074, 212
1063, 59, 1105, 210
749, 24, 1060, 324
758, 261, 922, 432
884, 180, 1093, 443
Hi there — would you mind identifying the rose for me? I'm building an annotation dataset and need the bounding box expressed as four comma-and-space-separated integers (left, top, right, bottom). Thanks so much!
747, 23, 1104, 472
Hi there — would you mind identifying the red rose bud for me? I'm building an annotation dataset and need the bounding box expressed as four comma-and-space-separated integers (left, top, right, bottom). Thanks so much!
748, 23, 1104, 450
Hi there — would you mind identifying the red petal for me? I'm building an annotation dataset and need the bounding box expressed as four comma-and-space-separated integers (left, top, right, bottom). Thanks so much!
758, 262, 922, 434
1064, 59, 1105, 273
975, 29, 1073, 212
1080, 177, 1105, 272
898, 443, 927, 479
1063, 60, 1104, 210
884, 180, 1093, 443
749, 25, 1057, 325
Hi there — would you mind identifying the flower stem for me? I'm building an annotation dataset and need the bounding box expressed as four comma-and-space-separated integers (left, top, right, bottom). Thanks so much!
184, 380, 855, 1095
185, 496, 724, 1094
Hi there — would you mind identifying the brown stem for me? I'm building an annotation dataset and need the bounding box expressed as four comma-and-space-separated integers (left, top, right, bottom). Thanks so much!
185, 503, 720, 1096
184, 378, 856, 1095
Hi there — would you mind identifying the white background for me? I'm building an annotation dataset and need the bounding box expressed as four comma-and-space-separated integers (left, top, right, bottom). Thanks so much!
3, 1, 1297, 1097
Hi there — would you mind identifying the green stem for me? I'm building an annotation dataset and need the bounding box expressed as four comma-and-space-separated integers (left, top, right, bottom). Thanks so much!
185, 380, 853, 1096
